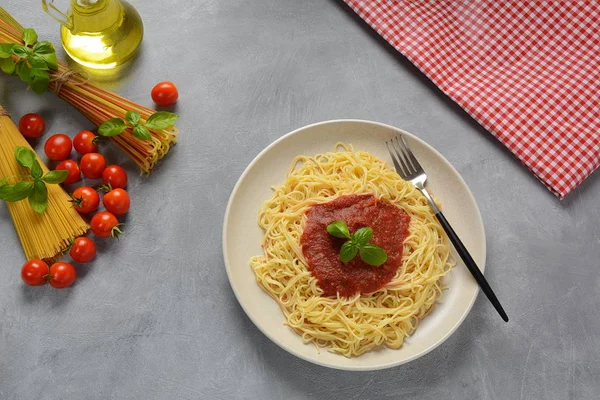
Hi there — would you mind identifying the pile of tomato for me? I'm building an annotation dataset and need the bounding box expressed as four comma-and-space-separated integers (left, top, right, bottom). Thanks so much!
20, 124, 131, 288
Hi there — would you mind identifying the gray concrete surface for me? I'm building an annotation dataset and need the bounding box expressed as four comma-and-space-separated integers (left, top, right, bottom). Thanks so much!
1, 0, 599, 399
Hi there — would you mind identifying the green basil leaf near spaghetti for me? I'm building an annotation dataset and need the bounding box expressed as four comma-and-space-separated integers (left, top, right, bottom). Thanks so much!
28, 71, 50, 94
14, 146, 36, 169
28, 180, 48, 214
144, 111, 179, 130
353, 227, 373, 246
12, 45, 30, 59
29, 54, 50, 71
359, 244, 387, 266
0, 43, 15, 58
42, 170, 68, 184
0, 57, 16, 75
98, 118, 127, 137
0, 181, 34, 202
327, 220, 351, 239
125, 110, 141, 125
132, 124, 151, 140
22, 28, 38, 46
16, 61, 31, 82
30, 160, 43, 179
32, 41, 57, 70
340, 241, 359, 264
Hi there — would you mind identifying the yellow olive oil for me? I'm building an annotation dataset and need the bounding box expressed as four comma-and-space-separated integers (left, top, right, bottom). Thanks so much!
47, 0, 143, 69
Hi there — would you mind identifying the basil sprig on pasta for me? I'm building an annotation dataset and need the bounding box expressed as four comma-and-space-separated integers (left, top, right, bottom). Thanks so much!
0, 146, 68, 214
327, 220, 388, 266
98, 110, 179, 141
0, 28, 58, 94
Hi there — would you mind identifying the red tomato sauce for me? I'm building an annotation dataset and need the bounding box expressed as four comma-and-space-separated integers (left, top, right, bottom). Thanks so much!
300, 194, 411, 297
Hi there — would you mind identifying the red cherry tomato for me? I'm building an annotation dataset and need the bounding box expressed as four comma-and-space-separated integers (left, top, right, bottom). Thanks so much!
102, 165, 127, 189
91, 211, 121, 238
21, 259, 49, 286
44, 134, 72, 161
18, 113, 46, 139
73, 130, 98, 155
48, 262, 76, 289
70, 186, 99, 214
80, 153, 106, 179
55, 160, 80, 184
103, 188, 130, 215
151, 81, 178, 106
69, 237, 96, 263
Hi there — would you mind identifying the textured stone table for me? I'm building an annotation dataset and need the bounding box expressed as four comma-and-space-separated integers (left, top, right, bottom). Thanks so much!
1, 1, 599, 399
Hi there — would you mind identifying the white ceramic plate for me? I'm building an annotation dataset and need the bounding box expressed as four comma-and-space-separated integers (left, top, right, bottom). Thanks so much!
223, 120, 485, 371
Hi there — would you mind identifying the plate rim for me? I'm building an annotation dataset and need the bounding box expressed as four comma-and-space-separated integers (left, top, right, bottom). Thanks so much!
222, 119, 485, 371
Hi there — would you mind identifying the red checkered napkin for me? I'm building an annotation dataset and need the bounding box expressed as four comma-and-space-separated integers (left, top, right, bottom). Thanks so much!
343, 0, 600, 199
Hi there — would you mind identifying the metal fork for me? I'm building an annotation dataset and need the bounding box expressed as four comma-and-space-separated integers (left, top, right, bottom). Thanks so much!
387, 135, 508, 322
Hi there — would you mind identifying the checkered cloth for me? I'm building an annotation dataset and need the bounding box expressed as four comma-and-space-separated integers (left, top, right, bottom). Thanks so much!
343, 0, 600, 198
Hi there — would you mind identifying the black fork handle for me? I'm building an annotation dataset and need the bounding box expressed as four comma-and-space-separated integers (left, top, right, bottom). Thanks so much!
435, 211, 509, 322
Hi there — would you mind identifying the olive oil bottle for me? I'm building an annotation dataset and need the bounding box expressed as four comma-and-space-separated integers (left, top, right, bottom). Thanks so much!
42, 0, 143, 69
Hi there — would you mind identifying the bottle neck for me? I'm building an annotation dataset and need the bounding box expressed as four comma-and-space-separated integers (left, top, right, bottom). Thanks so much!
70, 0, 123, 34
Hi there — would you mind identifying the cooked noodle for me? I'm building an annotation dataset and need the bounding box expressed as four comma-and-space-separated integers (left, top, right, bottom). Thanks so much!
250, 144, 454, 357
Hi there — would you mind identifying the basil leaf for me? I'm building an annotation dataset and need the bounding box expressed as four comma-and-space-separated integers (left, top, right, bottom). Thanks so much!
42, 170, 68, 184
340, 241, 359, 264
0, 177, 8, 187
14, 146, 36, 168
32, 41, 57, 70
144, 111, 179, 130
31, 160, 43, 179
125, 110, 141, 125
28, 180, 48, 214
327, 220, 351, 239
12, 45, 30, 59
98, 118, 127, 137
132, 125, 151, 141
0, 181, 34, 202
16, 61, 31, 82
353, 227, 373, 246
0, 57, 16, 75
28, 70, 49, 94
359, 244, 388, 267
29, 54, 49, 71
0, 43, 15, 58
22, 28, 38, 46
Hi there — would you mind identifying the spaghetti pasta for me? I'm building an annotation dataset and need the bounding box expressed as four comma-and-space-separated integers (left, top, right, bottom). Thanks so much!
0, 106, 89, 262
250, 145, 454, 357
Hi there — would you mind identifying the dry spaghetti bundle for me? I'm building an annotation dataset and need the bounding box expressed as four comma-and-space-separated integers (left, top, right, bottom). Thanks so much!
0, 107, 89, 261
0, 8, 178, 174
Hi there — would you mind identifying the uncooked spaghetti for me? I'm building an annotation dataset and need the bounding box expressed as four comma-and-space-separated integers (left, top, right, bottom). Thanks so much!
250, 145, 454, 357
0, 107, 88, 261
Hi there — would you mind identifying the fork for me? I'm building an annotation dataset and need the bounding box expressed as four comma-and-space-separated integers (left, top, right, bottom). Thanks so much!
386, 135, 508, 322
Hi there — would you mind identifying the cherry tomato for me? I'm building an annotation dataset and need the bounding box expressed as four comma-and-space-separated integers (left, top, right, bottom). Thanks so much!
91, 211, 121, 238
151, 81, 178, 106
21, 259, 49, 286
69, 237, 96, 263
102, 165, 127, 189
18, 113, 46, 139
70, 186, 100, 214
44, 134, 72, 161
80, 153, 106, 179
73, 130, 98, 155
103, 188, 130, 215
55, 160, 81, 184
48, 262, 76, 289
